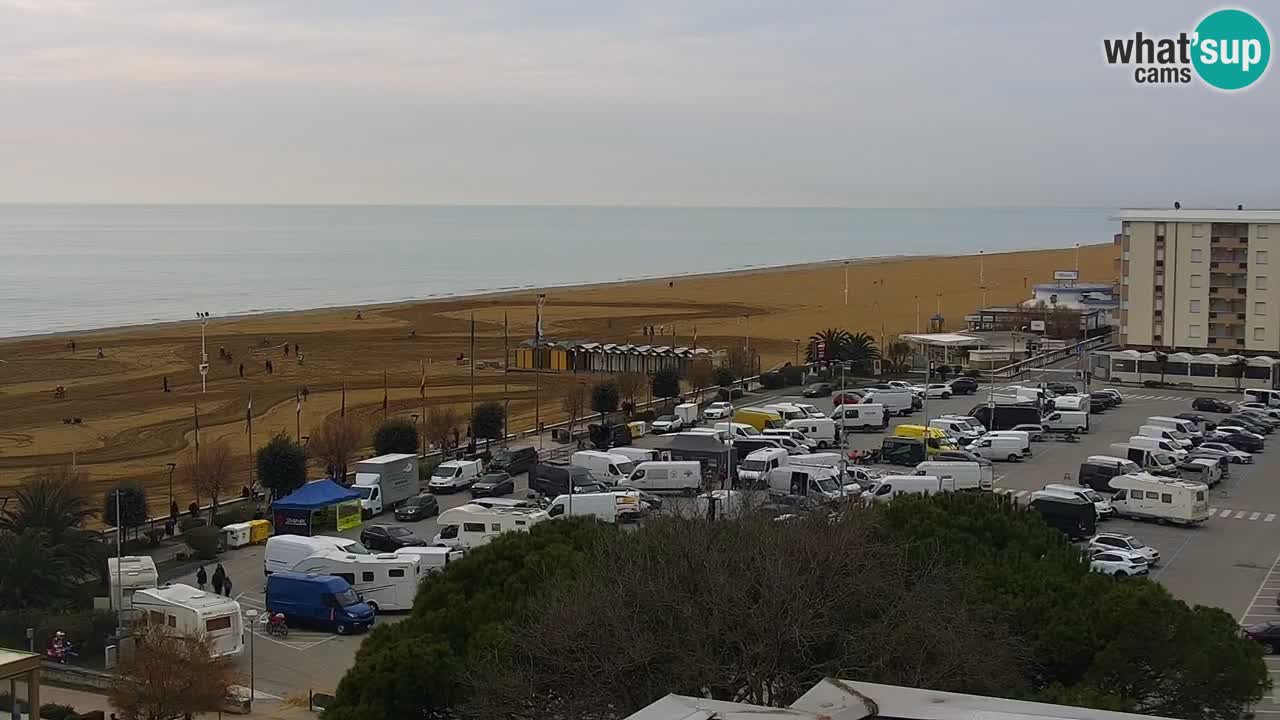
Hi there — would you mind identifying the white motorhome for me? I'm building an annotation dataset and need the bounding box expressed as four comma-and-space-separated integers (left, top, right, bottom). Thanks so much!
353, 453, 419, 516
264, 535, 369, 575
570, 450, 636, 481
1129, 434, 1189, 458
738, 447, 790, 486
108, 556, 158, 610
1179, 457, 1223, 487
546, 491, 644, 522
765, 464, 843, 501
1039, 484, 1113, 518
1137, 425, 1194, 449
293, 550, 421, 612
610, 447, 660, 465
1107, 473, 1210, 525
132, 584, 244, 658
394, 546, 466, 574
864, 476, 945, 503
829, 403, 888, 433
621, 461, 703, 495
432, 504, 550, 549
1041, 410, 1089, 434
912, 461, 993, 491
783, 419, 837, 448
860, 389, 913, 416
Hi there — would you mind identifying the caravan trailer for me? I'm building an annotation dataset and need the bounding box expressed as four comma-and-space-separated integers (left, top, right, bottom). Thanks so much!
292, 550, 421, 612
108, 555, 159, 610
1108, 473, 1210, 525
132, 584, 244, 657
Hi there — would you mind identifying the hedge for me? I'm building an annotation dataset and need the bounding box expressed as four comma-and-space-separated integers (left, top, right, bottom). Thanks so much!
0, 609, 118, 663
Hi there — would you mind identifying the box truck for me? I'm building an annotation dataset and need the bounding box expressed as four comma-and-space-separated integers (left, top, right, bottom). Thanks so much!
354, 453, 419, 516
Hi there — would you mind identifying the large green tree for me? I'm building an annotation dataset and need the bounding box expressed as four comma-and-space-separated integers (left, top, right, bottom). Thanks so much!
805, 327, 852, 362
373, 418, 419, 456
256, 433, 308, 500
650, 368, 681, 401
471, 402, 506, 441
102, 480, 149, 534
590, 381, 619, 418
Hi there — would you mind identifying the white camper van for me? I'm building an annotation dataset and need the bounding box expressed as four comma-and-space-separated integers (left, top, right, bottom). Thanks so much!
108, 555, 159, 609
432, 504, 549, 549
621, 461, 703, 495
264, 535, 369, 575
738, 447, 790, 486
132, 584, 244, 658
394, 546, 466, 574
292, 550, 421, 612
1107, 473, 1210, 525
570, 450, 636, 482
546, 491, 644, 522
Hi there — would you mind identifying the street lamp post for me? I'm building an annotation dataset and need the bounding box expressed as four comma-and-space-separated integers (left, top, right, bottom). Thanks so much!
794, 339, 800, 367
411, 414, 421, 458
244, 609, 258, 710
166, 462, 177, 509
843, 261, 849, 306
197, 312, 210, 393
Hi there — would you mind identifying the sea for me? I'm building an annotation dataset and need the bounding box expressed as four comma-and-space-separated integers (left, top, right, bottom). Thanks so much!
0, 205, 1114, 339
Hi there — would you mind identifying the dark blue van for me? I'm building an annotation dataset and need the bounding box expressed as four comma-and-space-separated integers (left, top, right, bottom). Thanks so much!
265, 571, 376, 635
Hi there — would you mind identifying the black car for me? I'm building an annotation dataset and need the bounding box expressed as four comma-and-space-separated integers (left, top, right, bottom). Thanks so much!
1225, 416, 1272, 435
1174, 412, 1217, 432
1089, 391, 1116, 408
1191, 397, 1233, 413
393, 493, 439, 522
947, 377, 979, 395
360, 524, 426, 552
488, 446, 538, 476
803, 382, 834, 398
470, 471, 515, 498
1244, 621, 1280, 653
1046, 382, 1079, 395
1213, 430, 1264, 452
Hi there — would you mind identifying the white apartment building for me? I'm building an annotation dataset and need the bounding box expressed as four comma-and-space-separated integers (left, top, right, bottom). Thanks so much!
1118, 209, 1280, 354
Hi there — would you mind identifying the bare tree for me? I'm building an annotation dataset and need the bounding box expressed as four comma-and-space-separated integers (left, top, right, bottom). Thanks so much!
725, 345, 753, 379
561, 383, 589, 441
181, 440, 234, 519
615, 372, 646, 412
423, 406, 460, 457
687, 361, 713, 402
310, 416, 363, 482
109, 623, 239, 720
465, 511, 1024, 718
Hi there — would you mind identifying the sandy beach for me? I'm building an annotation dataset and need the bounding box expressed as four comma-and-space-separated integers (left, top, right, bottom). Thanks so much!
0, 243, 1115, 510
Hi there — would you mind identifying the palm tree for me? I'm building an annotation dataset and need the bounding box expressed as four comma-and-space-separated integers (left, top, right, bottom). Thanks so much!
805, 328, 853, 363
0, 466, 97, 535
1154, 350, 1169, 385
885, 341, 913, 374
841, 332, 881, 374
0, 528, 80, 610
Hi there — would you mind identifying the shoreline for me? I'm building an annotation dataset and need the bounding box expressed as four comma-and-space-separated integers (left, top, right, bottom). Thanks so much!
0, 245, 1091, 344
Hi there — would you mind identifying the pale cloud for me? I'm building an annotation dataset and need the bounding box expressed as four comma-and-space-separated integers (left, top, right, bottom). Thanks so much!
0, 1, 1277, 205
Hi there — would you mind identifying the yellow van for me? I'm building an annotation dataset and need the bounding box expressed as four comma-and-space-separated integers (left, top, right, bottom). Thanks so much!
733, 407, 786, 432
893, 424, 958, 454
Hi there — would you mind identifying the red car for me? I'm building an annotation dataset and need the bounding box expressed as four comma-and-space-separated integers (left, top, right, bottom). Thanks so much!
832, 392, 863, 406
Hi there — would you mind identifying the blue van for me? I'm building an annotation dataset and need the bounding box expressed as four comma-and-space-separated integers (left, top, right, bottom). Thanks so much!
265, 571, 376, 635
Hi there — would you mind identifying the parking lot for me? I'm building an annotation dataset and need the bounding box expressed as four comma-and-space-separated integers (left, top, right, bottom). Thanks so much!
196, 383, 1280, 705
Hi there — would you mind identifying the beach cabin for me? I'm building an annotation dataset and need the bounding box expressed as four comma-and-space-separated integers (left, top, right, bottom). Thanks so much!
1098, 350, 1280, 390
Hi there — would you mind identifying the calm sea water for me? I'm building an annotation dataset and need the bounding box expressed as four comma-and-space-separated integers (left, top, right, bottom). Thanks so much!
0, 205, 1113, 338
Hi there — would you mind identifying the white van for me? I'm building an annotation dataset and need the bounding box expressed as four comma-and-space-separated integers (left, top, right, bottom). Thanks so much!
758, 430, 812, 455
293, 550, 421, 612
830, 403, 888, 433
1135, 427, 1193, 450
427, 459, 484, 492
1244, 388, 1280, 408
966, 435, 1027, 462
132, 584, 244, 658
860, 389, 913, 417
1042, 410, 1089, 434
394, 546, 465, 574
1108, 473, 1210, 525
913, 461, 993, 491
940, 414, 987, 434
1180, 457, 1223, 488
609, 447, 659, 465
570, 450, 636, 482
980, 431, 1032, 456
432, 504, 549, 548
1147, 416, 1201, 439
790, 452, 850, 481
1040, 483, 1113, 518
738, 447, 790, 486
793, 402, 826, 418
928, 418, 980, 443
784, 418, 837, 449
765, 465, 843, 501
546, 491, 644, 522
864, 476, 944, 503
621, 460, 703, 495
714, 422, 760, 439
764, 403, 809, 422
1050, 395, 1089, 412
264, 535, 369, 575
108, 556, 159, 610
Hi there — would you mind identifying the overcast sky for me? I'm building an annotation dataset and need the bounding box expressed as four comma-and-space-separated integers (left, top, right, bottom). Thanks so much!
1, 1, 1277, 206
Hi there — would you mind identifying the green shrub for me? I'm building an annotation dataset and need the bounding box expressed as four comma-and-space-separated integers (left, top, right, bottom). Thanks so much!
213, 502, 256, 527
758, 371, 785, 389
0, 609, 117, 662
780, 366, 806, 386
184, 526, 222, 559
635, 410, 657, 423
78, 712, 104, 720
40, 702, 79, 720
177, 516, 206, 534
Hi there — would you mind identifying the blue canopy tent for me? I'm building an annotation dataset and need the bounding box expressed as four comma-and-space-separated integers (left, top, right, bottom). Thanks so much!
271, 479, 363, 536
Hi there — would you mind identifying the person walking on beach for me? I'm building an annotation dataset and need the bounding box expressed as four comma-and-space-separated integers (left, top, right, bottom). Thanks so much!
284, 344, 290, 356
211, 564, 226, 595
162, 376, 169, 393
238, 362, 245, 378
196, 565, 207, 591
222, 574, 234, 598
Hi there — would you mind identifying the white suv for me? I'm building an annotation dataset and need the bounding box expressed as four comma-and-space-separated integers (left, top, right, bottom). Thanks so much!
1089, 549, 1150, 577
702, 402, 732, 420
1087, 533, 1160, 565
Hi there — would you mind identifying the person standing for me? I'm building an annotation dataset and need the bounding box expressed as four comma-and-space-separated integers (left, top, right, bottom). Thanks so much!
211, 564, 226, 595
162, 376, 169, 393
222, 574, 234, 598
196, 566, 208, 591
238, 363, 245, 378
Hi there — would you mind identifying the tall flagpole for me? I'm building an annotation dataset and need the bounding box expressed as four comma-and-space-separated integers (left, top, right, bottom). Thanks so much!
295, 389, 302, 440
192, 401, 200, 508
536, 294, 545, 449
419, 360, 427, 458
246, 394, 254, 496
341, 379, 347, 418
383, 370, 389, 419
470, 312, 477, 419
503, 312, 510, 445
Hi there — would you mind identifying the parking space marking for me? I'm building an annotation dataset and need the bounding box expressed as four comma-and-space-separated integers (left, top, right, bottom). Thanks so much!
1238, 511, 1250, 519
1208, 509, 1220, 517
1267, 514, 1276, 523
1253, 512, 1263, 521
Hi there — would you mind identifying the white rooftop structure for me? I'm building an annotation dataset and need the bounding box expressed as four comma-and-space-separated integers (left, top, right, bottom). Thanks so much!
1115, 208, 1280, 223
142, 583, 239, 609
898, 333, 987, 347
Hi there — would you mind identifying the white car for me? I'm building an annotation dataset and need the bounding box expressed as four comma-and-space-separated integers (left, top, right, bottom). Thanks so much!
1089, 549, 1150, 577
1196, 441, 1253, 463
702, 402, 733, 420
911, 383, 953, 399
1087, 533, 1160, 565
1009, 423, 1046, 442
651, 414, 684, 433
794, 403, 826, 418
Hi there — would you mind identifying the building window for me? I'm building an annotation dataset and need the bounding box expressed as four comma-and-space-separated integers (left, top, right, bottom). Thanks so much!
1193, 223, 1206, 238
1255, 327, 1266, 341
1190, 274, 1203, 288
1256, 302, 1267, 316
1259, 250, 1270, 265
1261, 224, 1271, 239
1156, 223, 1166, 235
1191, 248, 1203, 262
1259, 276, 1269, 290
1155, 322, 1164, 336
1156, 248, 1166, 261
1188, 324, 1202, 338
1190, 299, 1201, 313
1154, 298, 1164, 311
